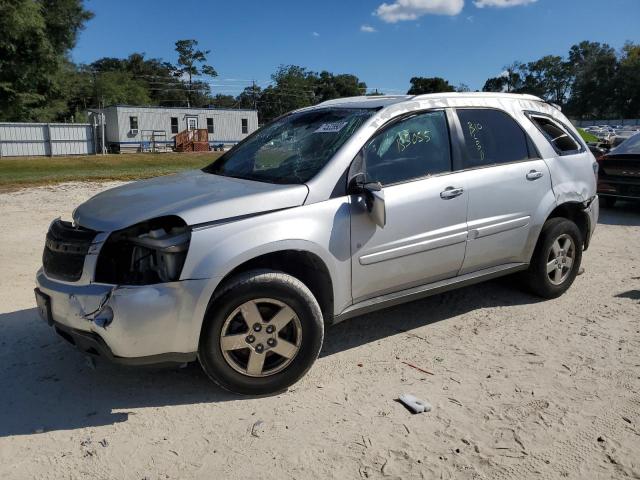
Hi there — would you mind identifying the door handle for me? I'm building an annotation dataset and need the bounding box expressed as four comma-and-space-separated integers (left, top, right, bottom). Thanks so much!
440, 186, 464, 199
526, 170, 544, 181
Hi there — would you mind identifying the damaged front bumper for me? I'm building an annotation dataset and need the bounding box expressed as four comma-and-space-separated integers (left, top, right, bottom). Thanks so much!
35, 269, 209, 364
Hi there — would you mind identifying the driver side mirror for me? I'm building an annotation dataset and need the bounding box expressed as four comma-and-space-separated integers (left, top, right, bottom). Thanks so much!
348, 174, 386, 228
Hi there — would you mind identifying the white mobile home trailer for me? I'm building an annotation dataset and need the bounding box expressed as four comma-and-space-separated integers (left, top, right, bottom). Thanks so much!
93, 105, 258, 153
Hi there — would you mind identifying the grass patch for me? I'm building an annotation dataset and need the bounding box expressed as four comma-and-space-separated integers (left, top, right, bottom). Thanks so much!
578, 128, 599, 143
0, 152, 223, 191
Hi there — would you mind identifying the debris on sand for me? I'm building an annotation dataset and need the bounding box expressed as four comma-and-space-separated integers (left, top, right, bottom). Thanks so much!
398, 394, 432, 414
400, 361, 434, 376
251, 420, 265, 437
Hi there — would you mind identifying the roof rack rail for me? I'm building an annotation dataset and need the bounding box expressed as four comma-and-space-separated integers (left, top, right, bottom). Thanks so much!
316, 95, 411, 107
410, 92, 544, 102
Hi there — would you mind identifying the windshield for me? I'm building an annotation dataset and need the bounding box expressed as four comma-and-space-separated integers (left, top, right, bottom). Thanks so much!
203, 108, 374, 184
611, 132, 640, 154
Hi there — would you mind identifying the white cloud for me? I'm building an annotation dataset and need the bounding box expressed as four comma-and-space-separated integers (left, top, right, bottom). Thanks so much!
360, 24, 377, 32
473, 0, 537, 8
312, 31, 320, 37
374, 0, 464, 23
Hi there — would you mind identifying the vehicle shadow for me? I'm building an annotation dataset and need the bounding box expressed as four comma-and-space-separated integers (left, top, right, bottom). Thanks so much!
0, 308, 237, 438
614, 290, 640, 302
0, 278, 541, 437
321, 277, 542, 357
598, 201, 640, 226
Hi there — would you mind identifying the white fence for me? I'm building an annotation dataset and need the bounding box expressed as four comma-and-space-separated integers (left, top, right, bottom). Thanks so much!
572, 119, 640, 128
0, 122, 96, 157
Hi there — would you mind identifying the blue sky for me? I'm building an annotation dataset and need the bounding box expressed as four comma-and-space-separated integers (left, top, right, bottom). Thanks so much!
72, 0, 640, 96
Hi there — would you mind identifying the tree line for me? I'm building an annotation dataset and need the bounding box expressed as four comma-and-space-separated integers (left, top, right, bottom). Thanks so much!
0, 0, 371, 124
480, 42, 640, 119
1, 0, 638, 125
235, 41, 640, 121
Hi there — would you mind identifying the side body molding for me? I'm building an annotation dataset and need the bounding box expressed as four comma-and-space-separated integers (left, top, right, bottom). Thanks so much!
467, 215, 531, 240
359, 226, 467, 266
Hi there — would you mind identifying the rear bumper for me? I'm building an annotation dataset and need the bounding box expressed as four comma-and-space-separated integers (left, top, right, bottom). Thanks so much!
598, 178, 640, 199
35, 269, 209, 361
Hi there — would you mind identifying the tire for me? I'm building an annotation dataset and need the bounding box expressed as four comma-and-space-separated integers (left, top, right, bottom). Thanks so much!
198, 269, 324, 395
522, 218, 583, 299
601, 196, 617, 208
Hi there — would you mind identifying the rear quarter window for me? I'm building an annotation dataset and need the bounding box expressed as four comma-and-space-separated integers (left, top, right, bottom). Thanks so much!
527, 113, 583, 155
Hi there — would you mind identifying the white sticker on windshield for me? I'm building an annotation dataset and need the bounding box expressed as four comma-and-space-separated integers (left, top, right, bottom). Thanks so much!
314, 121, 348, 133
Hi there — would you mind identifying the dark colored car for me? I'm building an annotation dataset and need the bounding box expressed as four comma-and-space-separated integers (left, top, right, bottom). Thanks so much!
597, 132, 640, 207
589, 144, 607, 161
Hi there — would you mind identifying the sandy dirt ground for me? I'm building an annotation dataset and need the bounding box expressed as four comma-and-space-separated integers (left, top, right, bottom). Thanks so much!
0, 182, 639, 480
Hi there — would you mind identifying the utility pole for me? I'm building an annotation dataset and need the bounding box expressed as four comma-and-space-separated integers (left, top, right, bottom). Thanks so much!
101, 112, 106, 155
92, 114, 98, 155
252, 80, 257, 110
187, 70, 192, 108
100, 97, 106, 155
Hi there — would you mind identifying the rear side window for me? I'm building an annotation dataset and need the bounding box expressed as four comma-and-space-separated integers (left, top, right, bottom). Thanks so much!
456, 109, 532, 169
362, 110, 451, 186
528, 114, 582, 155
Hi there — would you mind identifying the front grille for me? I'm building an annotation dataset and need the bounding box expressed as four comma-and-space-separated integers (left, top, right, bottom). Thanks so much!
42, 219, 96, 281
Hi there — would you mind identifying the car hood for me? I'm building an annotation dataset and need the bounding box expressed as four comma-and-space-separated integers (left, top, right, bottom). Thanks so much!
73, 170, 309, 232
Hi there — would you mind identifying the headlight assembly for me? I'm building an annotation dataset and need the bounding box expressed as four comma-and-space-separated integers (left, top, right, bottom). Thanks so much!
95, 216, 191, 285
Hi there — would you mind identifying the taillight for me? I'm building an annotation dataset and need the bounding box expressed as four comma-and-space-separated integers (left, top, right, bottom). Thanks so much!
592, 161, 599, 179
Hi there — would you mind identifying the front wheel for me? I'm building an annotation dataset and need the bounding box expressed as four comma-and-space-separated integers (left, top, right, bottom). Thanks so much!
198, 269, 324, 395
522, 218, 583, 299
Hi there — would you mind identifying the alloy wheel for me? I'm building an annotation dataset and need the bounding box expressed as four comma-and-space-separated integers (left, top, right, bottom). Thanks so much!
546, 234, 575, 285
219, 298, 302, 377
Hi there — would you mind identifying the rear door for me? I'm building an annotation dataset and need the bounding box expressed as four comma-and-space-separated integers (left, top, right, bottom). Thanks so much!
452, 108, 552, 274
350, 110, 469, 302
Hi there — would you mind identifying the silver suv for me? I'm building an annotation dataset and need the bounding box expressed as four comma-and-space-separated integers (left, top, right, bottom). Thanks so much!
35, 93, 599, 394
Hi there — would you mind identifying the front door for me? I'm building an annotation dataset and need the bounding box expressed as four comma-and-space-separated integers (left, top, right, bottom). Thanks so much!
453, 108, 552, 274
350, 110, 469, 303
187, 117, 198, 131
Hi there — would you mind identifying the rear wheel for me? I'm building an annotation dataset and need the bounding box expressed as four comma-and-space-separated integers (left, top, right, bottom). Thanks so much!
522, 218, 583, 299
198, 269, 324, 395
